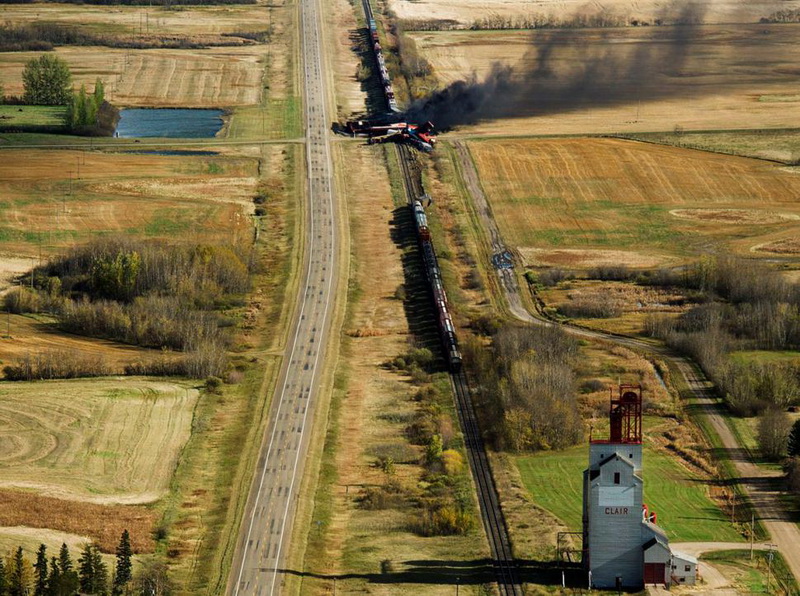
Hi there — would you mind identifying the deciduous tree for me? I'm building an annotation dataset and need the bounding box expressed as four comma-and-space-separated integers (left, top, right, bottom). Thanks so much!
758, 408, 792, 460
788, 419, 800, 457
22, 55, 72, 105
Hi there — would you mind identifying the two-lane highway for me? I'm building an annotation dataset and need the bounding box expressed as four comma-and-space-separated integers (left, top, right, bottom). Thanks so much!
228, 0, 338, 590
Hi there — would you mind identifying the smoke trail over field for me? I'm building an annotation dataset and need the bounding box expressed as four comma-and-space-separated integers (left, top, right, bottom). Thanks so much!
404, 3, 710, 128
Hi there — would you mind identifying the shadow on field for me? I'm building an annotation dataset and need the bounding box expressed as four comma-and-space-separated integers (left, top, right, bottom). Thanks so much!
388, 204, 446, 366
281, 559, 594, 588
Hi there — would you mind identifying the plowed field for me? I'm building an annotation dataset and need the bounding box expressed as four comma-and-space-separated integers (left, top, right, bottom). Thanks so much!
0, 377, 198, 504
467, 138, 800, 265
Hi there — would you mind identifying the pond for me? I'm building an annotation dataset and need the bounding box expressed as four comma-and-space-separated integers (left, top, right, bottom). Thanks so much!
115, 108, 224, 138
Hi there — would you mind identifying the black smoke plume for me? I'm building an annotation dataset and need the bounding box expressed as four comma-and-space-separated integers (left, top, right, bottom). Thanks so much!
403, 3, 711, 128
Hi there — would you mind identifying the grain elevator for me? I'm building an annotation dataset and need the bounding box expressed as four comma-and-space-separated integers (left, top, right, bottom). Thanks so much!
582, 385, 696, 589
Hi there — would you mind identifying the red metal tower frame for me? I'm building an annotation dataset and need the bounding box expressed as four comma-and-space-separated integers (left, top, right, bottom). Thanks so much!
591, 384, 642, 444
609, 384, 642, 443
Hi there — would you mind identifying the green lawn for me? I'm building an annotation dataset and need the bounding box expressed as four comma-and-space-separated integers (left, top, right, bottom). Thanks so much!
515, 443, 743, 542
0, 105, 66, 129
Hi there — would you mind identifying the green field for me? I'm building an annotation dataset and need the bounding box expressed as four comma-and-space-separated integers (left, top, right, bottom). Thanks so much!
627, 129, 800, 165
515, 443, 743, 543
0, 105, 66, 129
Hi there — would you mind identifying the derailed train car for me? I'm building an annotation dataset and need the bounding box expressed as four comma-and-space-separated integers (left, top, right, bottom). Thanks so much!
411, 200, 462, 371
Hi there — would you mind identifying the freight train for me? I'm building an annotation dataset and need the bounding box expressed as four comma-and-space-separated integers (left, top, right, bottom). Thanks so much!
412, 199, 462, 371
364, 1, 399, 113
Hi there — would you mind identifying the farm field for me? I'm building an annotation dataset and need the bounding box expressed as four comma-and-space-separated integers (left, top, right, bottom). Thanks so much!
0, 377, 198, 503
0, 147, 258, 272
390, 0, 800, 27
626, 129, 800, 164
515, 442, 743, 543
0, 46, 264, 108
410, 24, 800, 136
463, 137, 800, 267
0, 313, 177, 375
0, 1, 291, 109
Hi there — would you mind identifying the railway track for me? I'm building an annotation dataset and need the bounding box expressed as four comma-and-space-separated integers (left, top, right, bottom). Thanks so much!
395, 144, 522, 596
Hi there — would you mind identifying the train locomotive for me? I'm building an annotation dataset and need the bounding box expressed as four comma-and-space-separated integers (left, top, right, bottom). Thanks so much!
411, 200, 462, 371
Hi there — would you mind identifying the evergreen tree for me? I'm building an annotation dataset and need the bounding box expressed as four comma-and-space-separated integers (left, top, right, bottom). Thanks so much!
8, 547, 30, 596
79, 544, 107, 595
46, 556, 59, 596
22, 55, 73, 105
91, 548, 107, 596
0, 556, 6, 596
93, 78, 104, 107
78, 544, 94, 594
58, 544, 71, 575
33, 545, 47, 596
112, 530, 132, 595
55, 544, 78, 596
789, 419, 800, 457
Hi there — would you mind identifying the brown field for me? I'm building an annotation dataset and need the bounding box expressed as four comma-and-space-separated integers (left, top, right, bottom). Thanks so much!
0, 491, 157, 553
0, 2, 283, 108
0, 46, 263, 107
0, 314, 177, 375
0, 3, 269, 36
0, 377, 198, 504
411, 23, 800, 135
391, 0, 800, 28
0, 148, 257, 279
465, 137, 800, 265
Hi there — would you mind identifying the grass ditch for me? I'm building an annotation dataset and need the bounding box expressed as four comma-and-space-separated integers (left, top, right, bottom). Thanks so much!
149, 144, 302, 593
704, 549, 799, 595
665, 359, 769, 541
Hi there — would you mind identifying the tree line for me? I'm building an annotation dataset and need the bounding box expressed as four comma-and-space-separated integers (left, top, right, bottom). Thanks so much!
4, 238, 255, 379
0, 54, 116, 135
641, 256, 800, 417
0, 531, 144, 596
0, 22, 266, 52
464, 324, 583, 452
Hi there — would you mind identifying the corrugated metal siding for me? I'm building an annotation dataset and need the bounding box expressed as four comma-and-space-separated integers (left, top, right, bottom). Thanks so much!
585, 454, 644, 588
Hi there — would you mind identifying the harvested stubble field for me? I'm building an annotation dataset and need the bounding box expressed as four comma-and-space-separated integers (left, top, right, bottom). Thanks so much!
0, 46, 263, 108
0, 1, 286, 108
0, 314, 178, 375
411, 23, 800, 135
0, 377, 198, 504
391, 0, 800, 28
0, 148, 257, 274
465, 137, 800, 266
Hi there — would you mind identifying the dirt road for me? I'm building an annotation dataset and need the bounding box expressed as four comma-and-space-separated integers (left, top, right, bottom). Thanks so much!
452, 141, 800, 586
228, 0, 339, 591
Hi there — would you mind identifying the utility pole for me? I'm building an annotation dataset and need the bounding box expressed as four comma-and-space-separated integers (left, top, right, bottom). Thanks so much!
750, 513, 755, 560
766, 544, 775, 593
